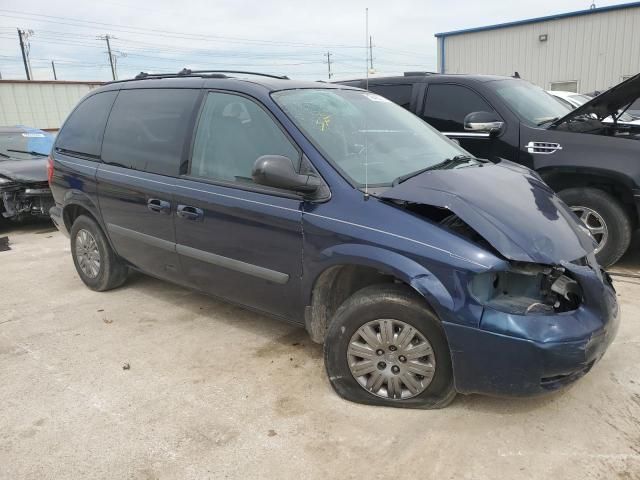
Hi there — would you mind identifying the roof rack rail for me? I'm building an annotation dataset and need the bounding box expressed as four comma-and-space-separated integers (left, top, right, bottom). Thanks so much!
403, 71, 439, 76
127, 68, 289, 82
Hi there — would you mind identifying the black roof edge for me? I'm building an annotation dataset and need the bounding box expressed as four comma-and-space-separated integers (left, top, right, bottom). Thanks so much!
106, 68, 289, 85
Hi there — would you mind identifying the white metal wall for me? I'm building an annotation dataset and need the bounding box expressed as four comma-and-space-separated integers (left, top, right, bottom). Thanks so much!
437, 6, 640, 93
0, 81, 102, 130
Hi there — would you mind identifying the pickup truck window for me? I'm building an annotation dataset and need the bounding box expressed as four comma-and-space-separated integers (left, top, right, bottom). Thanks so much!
368, 84, 413, 109
423, 84, 495, 132
493, 79, 570, 127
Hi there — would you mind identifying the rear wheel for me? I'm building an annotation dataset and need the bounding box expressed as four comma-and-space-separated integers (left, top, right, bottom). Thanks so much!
558, 187, 631, 267
324, 283, 455, 409
70, 215, 128, 291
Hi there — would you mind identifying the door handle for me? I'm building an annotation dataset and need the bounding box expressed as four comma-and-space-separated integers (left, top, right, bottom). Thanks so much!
147, 198, 171, 214
177, 205, 204, 221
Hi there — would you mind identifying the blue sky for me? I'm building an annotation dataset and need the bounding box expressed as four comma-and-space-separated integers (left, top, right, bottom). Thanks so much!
0, 0, 633, 82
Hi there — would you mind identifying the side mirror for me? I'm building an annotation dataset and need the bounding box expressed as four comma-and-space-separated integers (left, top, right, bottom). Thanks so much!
464, 111, 504, 134
252, 155, 321, 193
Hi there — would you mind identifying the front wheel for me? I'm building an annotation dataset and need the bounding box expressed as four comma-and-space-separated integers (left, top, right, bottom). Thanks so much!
324, 283, 456, 409
558, 187, 632, 267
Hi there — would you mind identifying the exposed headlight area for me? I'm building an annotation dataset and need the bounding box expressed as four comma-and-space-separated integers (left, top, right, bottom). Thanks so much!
470, 263, 582, 315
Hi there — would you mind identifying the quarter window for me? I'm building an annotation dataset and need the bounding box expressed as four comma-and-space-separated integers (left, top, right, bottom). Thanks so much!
190, 92, 299, 184
56, 91, 117, 157
101, 89, 200, 176
423, 84, 496, 132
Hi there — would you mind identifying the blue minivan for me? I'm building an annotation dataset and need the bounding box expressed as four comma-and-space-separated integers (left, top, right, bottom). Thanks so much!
49, 70, 619, 408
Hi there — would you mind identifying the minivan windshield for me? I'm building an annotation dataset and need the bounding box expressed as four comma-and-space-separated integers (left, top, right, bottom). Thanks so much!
272, 88, 474, 187
493, 79, 572, 127
0, 130, 53, 160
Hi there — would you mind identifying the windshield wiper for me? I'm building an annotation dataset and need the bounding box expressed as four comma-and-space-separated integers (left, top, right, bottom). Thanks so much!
0, 152, 10, 159
537, 116, 560, 126
6, 149, 48, 157
391, 155, 477, 186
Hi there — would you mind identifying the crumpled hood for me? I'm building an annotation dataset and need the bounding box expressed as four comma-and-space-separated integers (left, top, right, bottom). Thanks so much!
551, 73, 640, 127
0, 158, 48, 183
380, 160, 595, 264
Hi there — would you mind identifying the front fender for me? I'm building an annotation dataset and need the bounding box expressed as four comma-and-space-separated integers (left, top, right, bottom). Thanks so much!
310, 243, 455, 312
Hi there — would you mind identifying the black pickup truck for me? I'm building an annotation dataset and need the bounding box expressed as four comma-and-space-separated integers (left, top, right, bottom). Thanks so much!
338, 73, 640, 267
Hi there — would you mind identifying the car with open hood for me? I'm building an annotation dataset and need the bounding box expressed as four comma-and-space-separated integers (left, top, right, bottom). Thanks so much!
338, 73, 640, 267
0, 126, 55, 222
49, 71, 618, 408
549, 90, 640, 126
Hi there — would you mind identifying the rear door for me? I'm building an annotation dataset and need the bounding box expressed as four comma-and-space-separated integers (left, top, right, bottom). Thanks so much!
173, 90, 304, 319
97, 88, 200, 281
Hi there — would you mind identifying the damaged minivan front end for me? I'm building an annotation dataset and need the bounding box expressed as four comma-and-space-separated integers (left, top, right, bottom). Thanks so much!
381, 159, 620, 396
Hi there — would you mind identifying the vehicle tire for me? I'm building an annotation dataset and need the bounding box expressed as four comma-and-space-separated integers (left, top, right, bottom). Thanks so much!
70, 215, 128, 291
558, 187, 632, 267
324, 283, 456, 409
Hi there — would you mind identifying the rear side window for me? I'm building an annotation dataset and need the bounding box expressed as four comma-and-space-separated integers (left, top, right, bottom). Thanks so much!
369, 84, 413, 109
190, 92, 299, 185
56, 91, 117, 158
423, 84, 495, 132
101, 89, 199, 176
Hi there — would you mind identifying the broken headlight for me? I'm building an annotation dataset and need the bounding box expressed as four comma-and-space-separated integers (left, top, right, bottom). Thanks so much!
470, 263, 582, 315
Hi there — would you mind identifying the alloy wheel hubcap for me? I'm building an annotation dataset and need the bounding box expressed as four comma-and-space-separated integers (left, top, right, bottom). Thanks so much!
570, 206, 608, 254
75, 229, 101, 278
347, 319, 436, 400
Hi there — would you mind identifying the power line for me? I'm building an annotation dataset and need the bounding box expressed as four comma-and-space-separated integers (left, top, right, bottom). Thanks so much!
0, 10, 368, 49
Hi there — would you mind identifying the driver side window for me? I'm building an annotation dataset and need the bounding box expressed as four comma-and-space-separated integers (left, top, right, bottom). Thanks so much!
190, 92, 300, 184
423, 84, 496, 132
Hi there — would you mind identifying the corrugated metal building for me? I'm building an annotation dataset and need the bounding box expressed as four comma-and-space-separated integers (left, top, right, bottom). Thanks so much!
435, 2, 640, 93
0, 80, 102, 131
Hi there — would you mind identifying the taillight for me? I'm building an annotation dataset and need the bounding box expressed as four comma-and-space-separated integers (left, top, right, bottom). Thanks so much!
47, 155, 54, 184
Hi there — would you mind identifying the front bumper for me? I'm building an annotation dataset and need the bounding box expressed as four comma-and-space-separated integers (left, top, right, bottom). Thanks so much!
443, 281, 619, 396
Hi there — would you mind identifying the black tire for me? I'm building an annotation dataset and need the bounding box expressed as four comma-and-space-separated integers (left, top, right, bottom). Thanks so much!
324, 283, 456, 409
558, 187, 632, 267
70, 215, 128, 291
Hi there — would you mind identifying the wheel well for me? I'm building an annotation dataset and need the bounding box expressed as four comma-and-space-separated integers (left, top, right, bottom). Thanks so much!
540, 170, 637, 224
63, 204, 96, 232
305, 264, 401, 344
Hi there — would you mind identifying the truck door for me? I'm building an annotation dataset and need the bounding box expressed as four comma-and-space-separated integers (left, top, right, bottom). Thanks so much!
421, 83, 513, 162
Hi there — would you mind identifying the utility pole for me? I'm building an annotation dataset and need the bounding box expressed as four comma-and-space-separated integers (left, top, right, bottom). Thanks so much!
99, 34, 116, 80
17, 28, 32, 80
326, 51, 332, 80
51, 60, 57, 80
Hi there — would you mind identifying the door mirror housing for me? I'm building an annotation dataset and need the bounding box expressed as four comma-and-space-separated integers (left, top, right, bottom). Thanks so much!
464, 111, 504, 134
252, 155, 321, 193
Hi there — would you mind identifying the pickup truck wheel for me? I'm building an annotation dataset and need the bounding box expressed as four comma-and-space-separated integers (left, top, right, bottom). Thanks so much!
558, 187, 632, 267
70, 215, 128, 291
324, 283, 455, 409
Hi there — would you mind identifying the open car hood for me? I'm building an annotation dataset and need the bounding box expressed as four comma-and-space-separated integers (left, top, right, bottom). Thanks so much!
380, 160, 595, 264
551, 73, 640, 127
0, 158, 48, 183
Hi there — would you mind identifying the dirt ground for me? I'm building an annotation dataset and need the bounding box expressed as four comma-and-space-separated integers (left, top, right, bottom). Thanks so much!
1, 220, 639, 480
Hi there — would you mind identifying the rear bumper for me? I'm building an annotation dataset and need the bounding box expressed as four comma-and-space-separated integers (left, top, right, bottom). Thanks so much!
443, 284, 619, 396
49, 205, 69, 237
